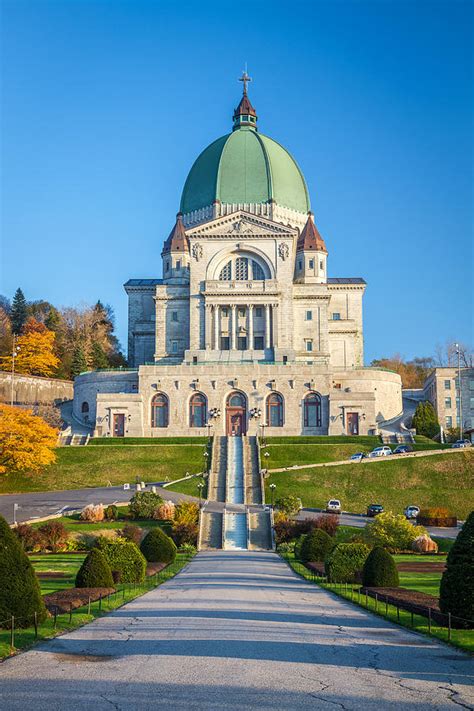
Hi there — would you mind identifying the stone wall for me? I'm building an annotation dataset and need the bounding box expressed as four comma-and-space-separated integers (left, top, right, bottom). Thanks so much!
0, 371, 73, 406
73, 370, 139, 425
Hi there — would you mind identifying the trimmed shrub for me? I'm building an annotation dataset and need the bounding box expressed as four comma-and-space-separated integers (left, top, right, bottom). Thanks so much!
439, 510, 474, 627
412, 535, 438, 554
38, 521, 69, 552
365, 511, 426, 552
277, 541, 296, 556
171, 522, 199, 548
140, 528, 177, 563
80, 503, 105, 522
300, 529, 334, 563
325, 543, 371, 583
75, 549, 114, 588
95, 538, 146, 583
104, 504, 118, 521
14, 523, 45, 552
312, 514, 339, 537
179, 543, 197, 555
129, 492, 164, 520
154, 501, 176, 521
276, 495, 302, 516
121, 524, 143, 545
274, 517, 298, 543
362, 547, 399, 587
418, 508, 457, 528
174, 501, 199, 526
0, 515, 47, 627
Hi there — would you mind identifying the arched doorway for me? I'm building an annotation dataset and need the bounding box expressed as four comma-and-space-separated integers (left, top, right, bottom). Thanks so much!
226, 392, 247, 436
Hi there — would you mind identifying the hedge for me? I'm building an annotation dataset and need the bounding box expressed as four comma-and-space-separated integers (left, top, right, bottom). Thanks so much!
300, 530, 334, 563
325, 543, 371, 583
76, 549, 114, 588
95, 538, 146, 583
140, 528, 177, 563
362, 547, 399, 588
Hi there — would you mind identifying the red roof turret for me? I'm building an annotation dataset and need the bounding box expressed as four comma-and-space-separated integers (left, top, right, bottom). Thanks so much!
297, 212, 328, 253
162, 213, 189, 255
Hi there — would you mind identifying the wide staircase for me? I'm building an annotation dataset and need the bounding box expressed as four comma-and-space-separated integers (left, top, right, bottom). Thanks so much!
199, 435, 273, 552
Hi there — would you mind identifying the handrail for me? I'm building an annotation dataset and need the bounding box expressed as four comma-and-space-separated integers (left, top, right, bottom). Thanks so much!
246, 506, 251, 550
221, 507, 226, 549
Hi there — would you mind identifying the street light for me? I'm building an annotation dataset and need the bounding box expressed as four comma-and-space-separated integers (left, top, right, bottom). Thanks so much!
13, 503, 19, 526
455, 343, 463, 441
203, 450, 209, 473
269, 483, 276, 508
197, 481, 205, 507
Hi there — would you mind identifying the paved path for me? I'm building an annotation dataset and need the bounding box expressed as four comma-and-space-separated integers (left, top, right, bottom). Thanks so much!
1, 552, 472, 710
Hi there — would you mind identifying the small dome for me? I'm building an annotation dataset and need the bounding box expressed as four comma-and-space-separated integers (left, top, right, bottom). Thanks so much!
180, 125, 310, 216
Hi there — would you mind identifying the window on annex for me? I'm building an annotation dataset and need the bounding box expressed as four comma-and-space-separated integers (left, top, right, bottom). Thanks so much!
445, 397, 452, 408
445, 416, 452, 428
189, 393, 207, 428
332, 313, 341, 320
320, 260, 324, 271
309, 259, 314, 269
304, 392, 322, 428
176, 260, 181, 271
306, 340, 313, 352
306, 310, 312, 321
254, 336, 264, 350
444, 380, 451, 390
171, 311, 178, 322
151, 393, 169, 428
266, 392, 284, 427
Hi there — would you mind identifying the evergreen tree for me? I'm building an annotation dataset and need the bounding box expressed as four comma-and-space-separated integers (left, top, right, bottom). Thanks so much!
439, 510, 474, 626
71, 344, 88, 377
91, 341, 109, 369
11, 288, 27, 334
0, 515, 47, 627
75, 549, 114, 588
412, 401, 439, 439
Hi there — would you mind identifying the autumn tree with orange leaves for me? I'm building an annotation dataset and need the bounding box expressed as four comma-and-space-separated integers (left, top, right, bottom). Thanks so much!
0, 318, 59, 377
0, 405, 58, 475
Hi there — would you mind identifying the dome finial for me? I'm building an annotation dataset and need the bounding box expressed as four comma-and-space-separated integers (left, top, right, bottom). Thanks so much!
233, 67, 257, 131
239, 66, 252, 96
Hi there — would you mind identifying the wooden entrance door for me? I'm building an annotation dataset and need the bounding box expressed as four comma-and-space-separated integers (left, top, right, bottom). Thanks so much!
347, 412, 359, 435
113, 413, 125, 437
227, 410, 245, 436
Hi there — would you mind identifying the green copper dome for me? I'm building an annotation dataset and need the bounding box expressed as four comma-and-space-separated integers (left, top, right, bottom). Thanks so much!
180, 126, 311, 216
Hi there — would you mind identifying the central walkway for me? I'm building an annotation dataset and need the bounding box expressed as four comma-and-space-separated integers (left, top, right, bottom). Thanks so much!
1, 553, 472, 710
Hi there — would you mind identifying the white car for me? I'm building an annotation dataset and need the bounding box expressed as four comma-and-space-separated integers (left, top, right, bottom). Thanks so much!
350, 452, 366, 462
404, 505, 420, 520
452, 440, 471, 449
326, 499, 342, 514
369, 446, 392, 458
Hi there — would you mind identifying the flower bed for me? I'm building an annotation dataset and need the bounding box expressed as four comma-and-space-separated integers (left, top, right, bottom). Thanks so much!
43, 587, 116, 614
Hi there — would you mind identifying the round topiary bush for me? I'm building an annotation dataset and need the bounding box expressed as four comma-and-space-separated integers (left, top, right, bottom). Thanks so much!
439, 510, 474, 628
140, 528, 177, 563
362, 546, 399, 588
75, 549, 114, 588
0, 515, 47, 627
325, 543, 371, 583
95, 539, 147, 583
300, 529, 334, 563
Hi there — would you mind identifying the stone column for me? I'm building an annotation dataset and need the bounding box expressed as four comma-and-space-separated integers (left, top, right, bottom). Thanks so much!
231, 305, 237, 350
248, 305, 254, 350
265, 304, 271, 349
213, 305, 219, 350
205, 304, 212, 351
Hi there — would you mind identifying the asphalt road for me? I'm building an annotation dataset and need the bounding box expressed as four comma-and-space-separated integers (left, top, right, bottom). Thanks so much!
0, 486, 461, 539
0, 552, 472, 710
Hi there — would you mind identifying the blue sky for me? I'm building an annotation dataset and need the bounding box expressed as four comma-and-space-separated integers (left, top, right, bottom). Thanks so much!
1, 0, 472, 362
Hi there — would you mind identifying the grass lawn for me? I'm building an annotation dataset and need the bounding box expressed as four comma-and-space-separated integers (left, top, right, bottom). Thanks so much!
0, 444, 206, 494
163, 474, 205, 497
0, 552, 194, 659
265, 450, 474, 519
393, 554, 443, 597
30, 512, 172, 534
88, 437, 208, 445
30, 553, 86, 594
262, 442, 453, 469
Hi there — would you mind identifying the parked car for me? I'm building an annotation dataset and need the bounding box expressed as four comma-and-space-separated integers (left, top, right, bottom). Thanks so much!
393, 445, 412, 454
367, 503, 384, 517
452, 440, 472, 449
350, 452, 366, 461
404, 505, 420, 520
368, 446, 392, 458
326, 499, 342, 514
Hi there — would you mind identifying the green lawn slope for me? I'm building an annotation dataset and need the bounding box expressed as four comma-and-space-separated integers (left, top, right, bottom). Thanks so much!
264, 450, 474, 518
0, 444, 205, 494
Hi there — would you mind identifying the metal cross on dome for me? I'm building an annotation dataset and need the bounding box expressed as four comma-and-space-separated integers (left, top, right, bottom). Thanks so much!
239, 69, 252, 95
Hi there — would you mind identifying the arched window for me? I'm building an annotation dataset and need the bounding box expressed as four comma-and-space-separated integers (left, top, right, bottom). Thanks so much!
266, 393, 284, 427
252, 260, 265, 280
304, 392, 322, 428
227, 392, 246, 408
81, 402, 89, 414
219, 261, 232, 280
235, 257, 248, 280
151, 393, 169, 428
190, 393, 207, 428
217, 255, 269, 282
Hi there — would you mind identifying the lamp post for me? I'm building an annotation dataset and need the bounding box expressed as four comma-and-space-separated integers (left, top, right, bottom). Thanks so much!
203, 450, 209, 474
197, 481, 205, 508
269, 483, 276, 508
13, 503, 19, 526
455, 343, 463, 441
10, 335, 20, 407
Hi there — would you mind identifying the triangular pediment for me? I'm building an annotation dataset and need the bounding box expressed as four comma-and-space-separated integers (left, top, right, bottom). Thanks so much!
186, 210, 297, 239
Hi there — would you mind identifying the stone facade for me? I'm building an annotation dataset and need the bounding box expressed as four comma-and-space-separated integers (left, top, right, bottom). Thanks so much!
423, 367, 474, 436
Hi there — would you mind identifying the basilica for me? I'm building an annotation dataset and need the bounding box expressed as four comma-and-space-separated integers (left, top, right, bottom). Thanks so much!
74, 75, 402, 438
